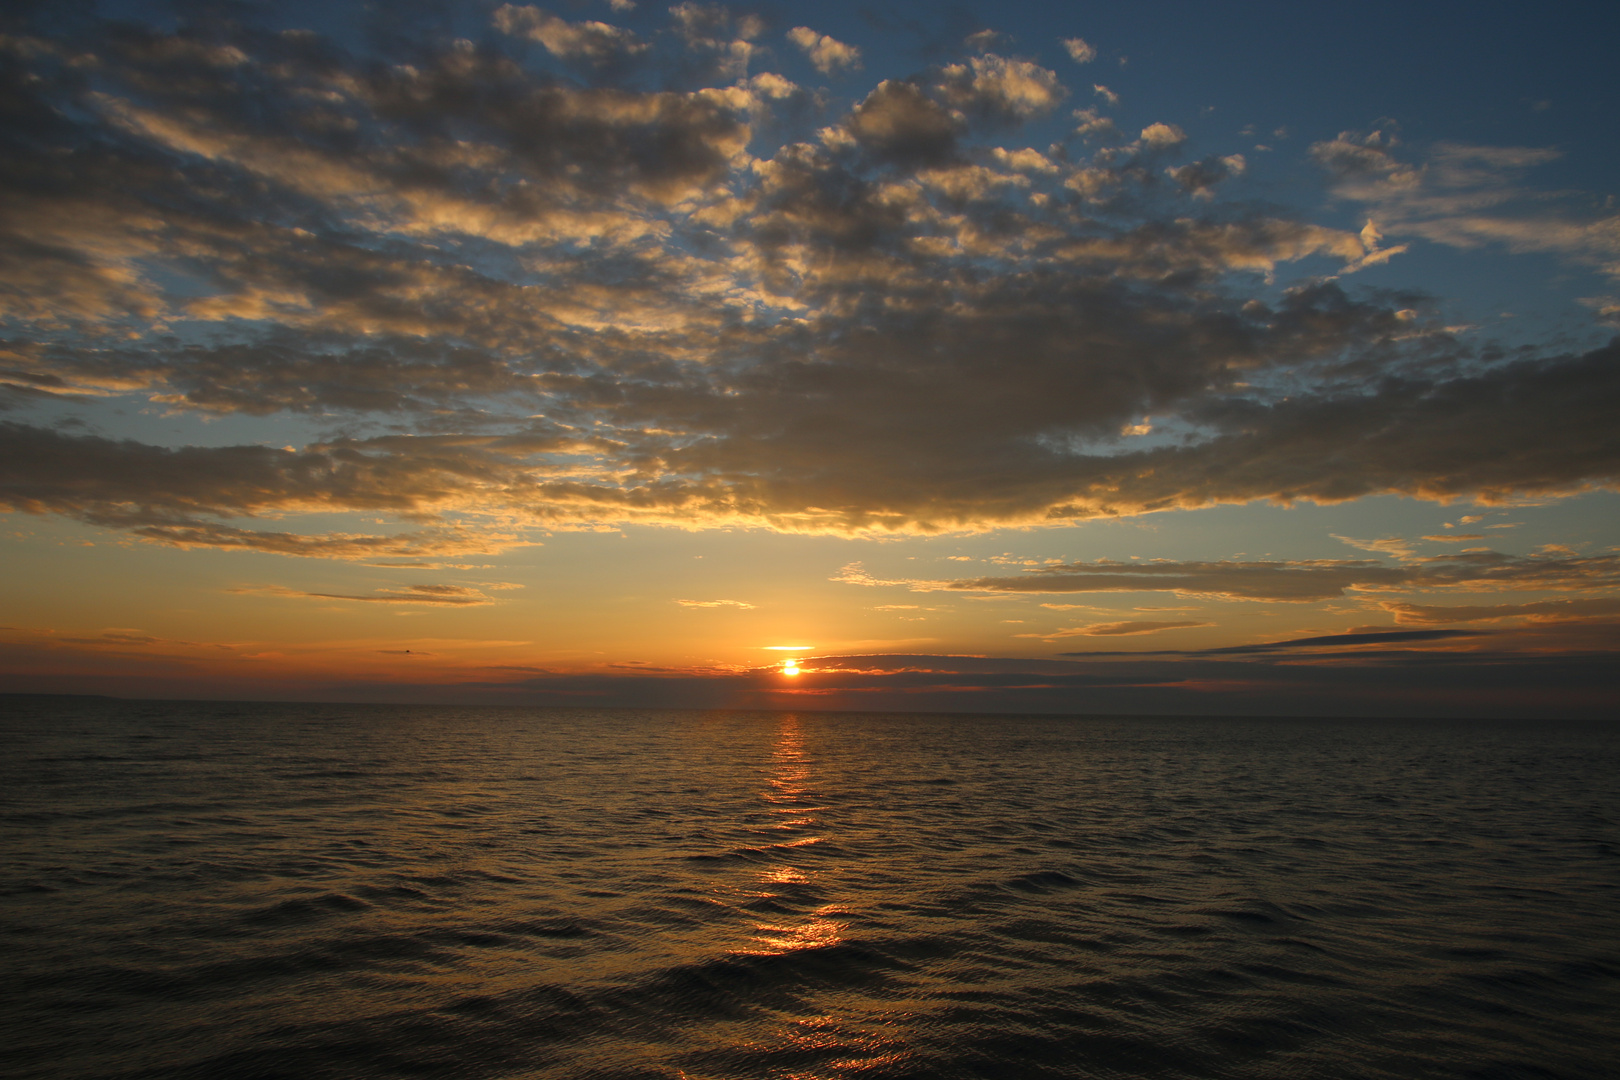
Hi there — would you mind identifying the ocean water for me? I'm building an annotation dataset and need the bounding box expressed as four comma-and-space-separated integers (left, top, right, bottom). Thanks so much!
2, 699, 1617, 1080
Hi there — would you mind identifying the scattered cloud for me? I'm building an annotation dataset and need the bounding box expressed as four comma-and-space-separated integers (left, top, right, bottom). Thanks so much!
1140, 122, 1186, 147
1071, 106, 1118, 140
786, 27, 861, 75
1333, 534, 1416, 559
494, 5, 648, 62
935, 54, 1065, 121
962, 30, 1010, 53
0, 11, 1614, 561
1062, 38, 1096, 64
1167, 154, 1245, 198
675, 598, 756, 608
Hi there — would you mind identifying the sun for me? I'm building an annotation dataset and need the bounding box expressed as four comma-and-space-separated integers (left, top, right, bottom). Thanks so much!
782, 659, 801, 677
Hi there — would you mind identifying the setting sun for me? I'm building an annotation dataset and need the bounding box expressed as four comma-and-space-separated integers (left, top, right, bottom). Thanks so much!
782, 660, 802, 677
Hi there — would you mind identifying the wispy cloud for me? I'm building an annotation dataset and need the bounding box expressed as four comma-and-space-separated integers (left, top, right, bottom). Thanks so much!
1192, 628, 1490, 654
1380, 598, 1620, 625
1333, 535, 1417, 559
230, 584, 498, 606
1312, 131, 1620, 283
786, 27, 861, 75
1016, 619, 1209, 638
838, 549, 1620, 603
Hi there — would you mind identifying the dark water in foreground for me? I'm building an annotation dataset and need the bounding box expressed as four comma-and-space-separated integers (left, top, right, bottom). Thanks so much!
2, 700, 1618, 1079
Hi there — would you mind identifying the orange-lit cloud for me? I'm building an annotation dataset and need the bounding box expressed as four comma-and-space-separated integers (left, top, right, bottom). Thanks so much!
1015, 619, 1210, 638
838, 550, 1620, 602
230, 584, 500, 606
1380, 598, 1620, 625
787, 27, 862, 75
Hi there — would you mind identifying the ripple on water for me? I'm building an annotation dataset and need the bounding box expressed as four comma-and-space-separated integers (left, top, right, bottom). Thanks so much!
1, 701, 1617, 1080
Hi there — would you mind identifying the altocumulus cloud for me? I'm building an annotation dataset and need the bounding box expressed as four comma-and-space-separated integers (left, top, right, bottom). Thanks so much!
1, 7, 1618, 556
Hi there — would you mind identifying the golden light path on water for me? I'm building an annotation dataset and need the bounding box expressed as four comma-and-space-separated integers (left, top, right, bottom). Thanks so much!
721, 714, 914, 1075
745, 716, 845, 956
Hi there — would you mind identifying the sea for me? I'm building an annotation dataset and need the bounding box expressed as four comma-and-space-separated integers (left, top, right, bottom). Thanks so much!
2, 697, 1617, 1080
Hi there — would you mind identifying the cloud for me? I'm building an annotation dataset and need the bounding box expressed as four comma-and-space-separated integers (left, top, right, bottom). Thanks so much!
675, 598, 755, 608
58, 629, 164, 647
786, 27, 861, 75
939, 558, 1410, 601
1380, 598, 1620, 625
0, 10, 1616, 559
846, 548, 1620, 603
1167, 154, 1245, 198
1017, 619, 1209, 638
668, 3, 764, 80
126, 524, 522, 560
844, 79, 962, 165
963, 30, 1010, 53
493, 6, 648, 61
1333, 534, 1416, 559
0, 421, 549, 556
1070, 107, 1117, 140
935, 54, 1065, 121
990, 146, 1058, 174
1062, 38, 1097, 64
1311, 132, 1620, 281
1140, 122, 1186, 148
232, 584, 496, 605
1196, 628, 1489, 654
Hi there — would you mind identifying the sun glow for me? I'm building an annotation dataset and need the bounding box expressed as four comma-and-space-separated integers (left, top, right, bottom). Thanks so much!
782, 659, 801, 676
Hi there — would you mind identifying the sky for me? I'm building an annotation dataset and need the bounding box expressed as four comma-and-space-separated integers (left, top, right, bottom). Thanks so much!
2, 0, 1618, 717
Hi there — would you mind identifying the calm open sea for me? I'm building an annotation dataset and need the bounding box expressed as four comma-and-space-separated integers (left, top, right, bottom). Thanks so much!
2, 698, 1617, 1079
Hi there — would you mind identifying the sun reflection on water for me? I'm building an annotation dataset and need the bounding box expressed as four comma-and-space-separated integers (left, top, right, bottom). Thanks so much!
730, 714, 852, 958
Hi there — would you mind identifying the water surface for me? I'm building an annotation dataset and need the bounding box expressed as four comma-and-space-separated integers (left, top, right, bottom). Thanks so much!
2, 699, 1617, 1078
